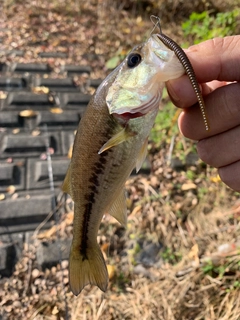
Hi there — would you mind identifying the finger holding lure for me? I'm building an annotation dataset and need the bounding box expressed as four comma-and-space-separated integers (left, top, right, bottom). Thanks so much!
150, 15, 209, 131
62, 17, 209, 296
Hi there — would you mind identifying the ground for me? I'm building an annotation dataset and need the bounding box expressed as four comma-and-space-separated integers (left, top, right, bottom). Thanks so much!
0, 1, 240, 319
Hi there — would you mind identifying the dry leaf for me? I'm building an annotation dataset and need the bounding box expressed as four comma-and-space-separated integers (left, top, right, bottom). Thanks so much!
130, 204, 142, 216
68, 145, 73, 158
50, 108, 63, 114
6, 185, 16, 194
0, 92, 7, 99
32, 269, 40, 279
37, 226, 57, 239
101, 243, 109, 254
0, 194, 5, 201
210, 175, 221, 183
52, 306, 59, 315
12, 128, 20, 134
107, 265, 115, 280
123, 28, 131, 34
32, 86, 49, 94
19, 110, 38, 117
32, 130, 41, 136
188, 244, 199, 266
64, 212, 74, 225
181, 183, 197, 191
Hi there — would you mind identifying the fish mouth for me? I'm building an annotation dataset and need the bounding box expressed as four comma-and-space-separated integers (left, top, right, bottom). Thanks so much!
112, 111, 144, 122
110, 91, 161, 118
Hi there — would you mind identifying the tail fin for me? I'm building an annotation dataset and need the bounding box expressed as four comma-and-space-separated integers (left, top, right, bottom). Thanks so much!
69, 243, 108, 296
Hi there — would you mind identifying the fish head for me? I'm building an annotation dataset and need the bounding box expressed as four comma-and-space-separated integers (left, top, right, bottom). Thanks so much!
106, 34, 185, 118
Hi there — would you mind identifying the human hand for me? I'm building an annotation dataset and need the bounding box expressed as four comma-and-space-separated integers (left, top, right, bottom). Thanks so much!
166, 36, 240, 192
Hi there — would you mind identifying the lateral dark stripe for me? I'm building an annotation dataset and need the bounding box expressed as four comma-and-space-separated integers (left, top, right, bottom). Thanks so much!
80, 149, 112, 260
79, 117, 120, 260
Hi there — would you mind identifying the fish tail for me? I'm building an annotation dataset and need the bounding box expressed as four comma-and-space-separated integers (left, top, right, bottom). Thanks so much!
69, 242, 108, 295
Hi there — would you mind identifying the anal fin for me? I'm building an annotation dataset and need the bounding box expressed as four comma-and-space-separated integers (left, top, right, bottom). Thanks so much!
136, 137, 148, 173
108, 190, 127, 227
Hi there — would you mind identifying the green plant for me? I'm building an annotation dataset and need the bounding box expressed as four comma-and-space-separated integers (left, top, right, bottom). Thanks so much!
186, 169, 196, 180
202, 259, 214, 274
182, 9, 240, 44
106, 48, 127, 69
198, 186, 208, 199
225, 280, 240, 293
161, 247, 182, 264
202, 259, 234, 279
150, 95, 178, 147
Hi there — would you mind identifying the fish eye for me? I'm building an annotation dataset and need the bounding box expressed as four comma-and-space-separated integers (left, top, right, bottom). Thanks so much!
127, 53, 142, 68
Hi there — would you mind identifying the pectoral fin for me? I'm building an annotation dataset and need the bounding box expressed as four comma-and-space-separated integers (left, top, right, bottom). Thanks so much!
109, 190, 127, 227
136, 137, 148, 173
62, 164, 73, 198
98, 127, 135, 154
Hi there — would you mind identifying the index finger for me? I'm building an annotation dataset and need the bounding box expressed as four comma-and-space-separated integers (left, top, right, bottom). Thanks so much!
166, 36, 240, 108
186, 36, 240, 83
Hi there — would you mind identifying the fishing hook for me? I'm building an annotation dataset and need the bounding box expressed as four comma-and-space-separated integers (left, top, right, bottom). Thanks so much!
150, 15, 162, 34
150, 14, 162, 34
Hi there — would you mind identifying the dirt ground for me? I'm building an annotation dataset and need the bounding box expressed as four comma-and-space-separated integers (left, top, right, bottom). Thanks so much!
0, 1, 240, 319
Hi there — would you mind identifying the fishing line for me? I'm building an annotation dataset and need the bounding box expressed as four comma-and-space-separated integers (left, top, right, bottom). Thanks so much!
44, 124, 69, 320
150, 15, 162, 34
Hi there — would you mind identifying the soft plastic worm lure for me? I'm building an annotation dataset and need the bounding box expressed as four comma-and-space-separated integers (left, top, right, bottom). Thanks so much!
151, 15, 209, 131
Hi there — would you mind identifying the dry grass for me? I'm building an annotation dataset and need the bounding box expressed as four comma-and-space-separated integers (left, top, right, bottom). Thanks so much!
68, 196, 240, 320
2, 171, 238, 319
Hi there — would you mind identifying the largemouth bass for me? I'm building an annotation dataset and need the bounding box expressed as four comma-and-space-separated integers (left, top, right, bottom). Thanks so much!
62, 33, 205, 295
